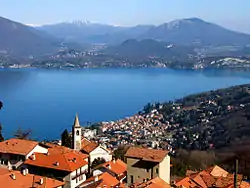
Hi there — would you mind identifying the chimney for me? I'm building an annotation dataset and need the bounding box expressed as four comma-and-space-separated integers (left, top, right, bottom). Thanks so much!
107, 164, 111, 169
55, 162, 59, 166
40, 178, 44, 185
113, 159, 116, 164
73, 158, 76, 163
94, 176, 98, 182
22, 169, 27, 176
11, 173, 16, 180
46, 152, 50, 156
25, 168, 29, 174
31, 154, 36, 160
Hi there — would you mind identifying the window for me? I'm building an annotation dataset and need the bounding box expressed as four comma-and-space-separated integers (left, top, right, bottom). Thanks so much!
130, 175, 134, 184
76, 177, 78, 183
156, 168, 159, 174
76, 130, 80, 136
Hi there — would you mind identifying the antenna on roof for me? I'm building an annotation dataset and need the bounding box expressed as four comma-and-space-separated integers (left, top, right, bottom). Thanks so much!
234, 158, 238, 188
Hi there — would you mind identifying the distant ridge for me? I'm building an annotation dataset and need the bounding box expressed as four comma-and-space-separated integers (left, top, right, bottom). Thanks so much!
0, 16, 62, 57
38, 18, 250, 46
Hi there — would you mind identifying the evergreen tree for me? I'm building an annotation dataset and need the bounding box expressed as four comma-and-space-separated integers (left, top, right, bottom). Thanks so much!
113, 145, 129, 161
61, 129, 71, 148
0, 125, 4, 142
14, 127, 32, 140
91, 157, 106, 168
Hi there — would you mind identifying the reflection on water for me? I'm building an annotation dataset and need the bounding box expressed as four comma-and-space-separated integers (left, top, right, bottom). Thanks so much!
0, 69, 32, 95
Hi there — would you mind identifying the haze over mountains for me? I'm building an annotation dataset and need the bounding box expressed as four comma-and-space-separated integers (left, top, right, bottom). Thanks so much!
1, 16, 250, 57
0, 17, 62, 57
38, 18, 250, 46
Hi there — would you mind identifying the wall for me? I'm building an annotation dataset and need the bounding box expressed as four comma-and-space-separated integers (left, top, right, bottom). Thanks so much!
89, 147, 112, 163
92, 169, 103, 176
26, 145, 48, 159
69, 165, 88, 188
126, 158, 152, 185
159, 155, 170, 184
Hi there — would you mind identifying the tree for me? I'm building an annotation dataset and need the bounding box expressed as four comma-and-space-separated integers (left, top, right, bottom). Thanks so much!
14, 127, 32, 140
113, 145, 129, 161
0, 125, 4, 142
91, 157, 106, 168
61, 129, 72, 148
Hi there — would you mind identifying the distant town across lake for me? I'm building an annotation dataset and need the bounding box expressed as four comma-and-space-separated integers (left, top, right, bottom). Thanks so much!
1, 68, 250, 140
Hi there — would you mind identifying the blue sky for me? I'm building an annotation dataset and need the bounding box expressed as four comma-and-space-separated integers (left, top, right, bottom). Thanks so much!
1, 0, 250, 32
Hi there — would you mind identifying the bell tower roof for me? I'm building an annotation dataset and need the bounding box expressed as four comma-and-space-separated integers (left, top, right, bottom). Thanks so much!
73, 114, 81, 128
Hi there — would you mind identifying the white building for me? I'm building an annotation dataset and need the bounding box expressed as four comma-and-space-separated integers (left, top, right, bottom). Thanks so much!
72, 115, 112, 164
25, 144, 89, 188
0, 138, 48, 169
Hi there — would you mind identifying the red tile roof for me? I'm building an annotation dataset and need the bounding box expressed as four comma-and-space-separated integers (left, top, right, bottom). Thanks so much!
0, 169, 64, 188
25, 145, 89, 172
81, 138, 110, 154
95, 159, 127, 176
175, 177, 198, 188
125, 147, 169, 163
0, 138, 39, 156
132, 177, 170, 188
176, 165, 244, 188
78, 172, 120, 188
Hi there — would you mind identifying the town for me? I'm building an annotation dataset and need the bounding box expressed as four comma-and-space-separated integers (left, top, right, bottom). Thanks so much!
87, 84, 250, 155
0, 114, 249, 188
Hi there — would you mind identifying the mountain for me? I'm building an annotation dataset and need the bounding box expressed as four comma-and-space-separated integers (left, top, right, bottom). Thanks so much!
39, 18, 250, 46
38, 21, 153, 44
142, 18, 250, 46
0, 17, 64, 57
103, 39, 195, 59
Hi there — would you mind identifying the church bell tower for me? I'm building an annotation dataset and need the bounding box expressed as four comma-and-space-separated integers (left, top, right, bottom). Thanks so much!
72, 114, 82, 150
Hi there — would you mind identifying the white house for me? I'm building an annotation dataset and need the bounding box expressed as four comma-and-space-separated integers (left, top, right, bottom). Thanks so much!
81, 138, 112, 164
0, 138, 48, 169
24, 144, 89, 188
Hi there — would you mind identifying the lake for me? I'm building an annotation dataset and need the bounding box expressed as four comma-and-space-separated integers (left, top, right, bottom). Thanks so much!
0, 68, 250, 140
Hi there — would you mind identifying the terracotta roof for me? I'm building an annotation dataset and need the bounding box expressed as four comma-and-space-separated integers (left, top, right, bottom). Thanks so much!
25, 146, 89, 172
0, 138, 39, 156
45, 143, 84, 155
81, 142, 99, 154
95, 159, 127, 176
133, 177, 171, 188
0, 169, 64, 188
207, 165, 229, 177
81, 138, 110, 154
125, 147, 169, 163
78, 172, 120, 188
176, 165, 244, 188
175, 177, 199, 188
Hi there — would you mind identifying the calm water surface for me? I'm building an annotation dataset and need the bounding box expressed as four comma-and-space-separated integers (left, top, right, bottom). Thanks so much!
0, 68, 250, 140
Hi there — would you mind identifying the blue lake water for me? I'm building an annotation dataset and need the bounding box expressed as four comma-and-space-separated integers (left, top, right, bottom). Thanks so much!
0, 68, 250, 140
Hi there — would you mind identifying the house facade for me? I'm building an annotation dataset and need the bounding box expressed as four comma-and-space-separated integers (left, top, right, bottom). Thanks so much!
0, 138, 48, 170
71, 115, 112, 165
24, 144, 89, 188
92, 159, 127, 183
125, 147, 170, 185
